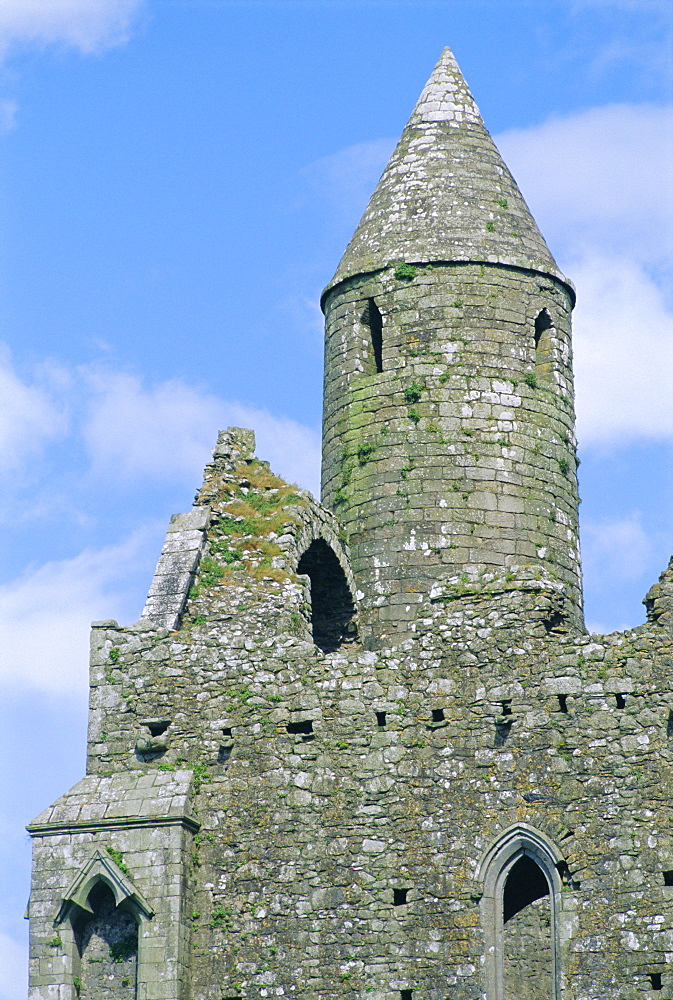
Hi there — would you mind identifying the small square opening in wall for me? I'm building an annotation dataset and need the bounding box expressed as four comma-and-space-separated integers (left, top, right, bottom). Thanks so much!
400, 991, 413, 1000
431, 708, 445, 723
615, 693, 626, 709
649, 972, 663, 990
376, 711, 387, 727
393, 888, 408, 906
663, 870, 673, 886
287, 719, 314, 740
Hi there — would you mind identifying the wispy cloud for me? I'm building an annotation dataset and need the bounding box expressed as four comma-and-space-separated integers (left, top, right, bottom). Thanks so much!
0, 529, 159, 695
0, 347, 68, 474
82, 368, 321, 495
0, 0, 144, 58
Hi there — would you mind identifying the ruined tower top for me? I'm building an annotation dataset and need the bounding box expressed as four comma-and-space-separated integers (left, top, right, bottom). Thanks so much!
327, 47, 570, 295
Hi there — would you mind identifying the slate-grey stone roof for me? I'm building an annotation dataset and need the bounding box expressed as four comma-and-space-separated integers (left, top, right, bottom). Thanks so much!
326, 47, 568, 292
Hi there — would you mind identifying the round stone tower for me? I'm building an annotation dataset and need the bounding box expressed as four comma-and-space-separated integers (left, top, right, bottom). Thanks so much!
321, 48, 582, 643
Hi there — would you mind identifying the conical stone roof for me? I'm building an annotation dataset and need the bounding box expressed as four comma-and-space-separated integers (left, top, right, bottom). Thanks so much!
326, 48, 569, 293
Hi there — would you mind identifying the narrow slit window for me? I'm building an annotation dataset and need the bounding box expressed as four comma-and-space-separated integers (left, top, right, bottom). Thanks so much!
557, 695, 568, 713
615, 693, 626, 709
663, 870, 673, 886
376, 711, 387, 727
534, 309, 554, 383
393, 888, 408, 906
362, 298, 383, 374
649, 973, 663, 991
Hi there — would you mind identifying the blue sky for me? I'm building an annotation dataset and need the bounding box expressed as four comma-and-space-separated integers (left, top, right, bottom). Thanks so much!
1, 0, 672, 993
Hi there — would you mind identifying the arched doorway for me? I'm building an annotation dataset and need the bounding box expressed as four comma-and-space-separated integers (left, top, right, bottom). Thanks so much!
73, 881, 138, 997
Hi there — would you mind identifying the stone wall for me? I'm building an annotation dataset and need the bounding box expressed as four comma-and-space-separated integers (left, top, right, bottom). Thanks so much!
28, 436, 672, 1000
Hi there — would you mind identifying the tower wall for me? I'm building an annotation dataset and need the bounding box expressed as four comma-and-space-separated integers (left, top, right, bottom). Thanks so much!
322, 260, 582, 642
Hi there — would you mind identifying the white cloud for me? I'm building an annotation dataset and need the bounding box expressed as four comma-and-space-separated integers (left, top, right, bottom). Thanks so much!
582, 513, 653, 583
83, 370, 321, 495
0, 529, 159, 695
0, 347, 68, 473
0, 931, 26, 1000
496, 105, 673, 446
572, 255, 673, 445
497, 104, 673, 268
0, 0, 144, 57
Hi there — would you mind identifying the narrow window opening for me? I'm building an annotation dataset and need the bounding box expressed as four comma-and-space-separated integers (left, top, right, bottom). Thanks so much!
503, 856, 549, 922
375, 711, 387, 728
362, 298, 383, 374
400, 991, 413, 1000
615, 693, 626, 709
501, 700, 512, 716
557, 695, 568, 714
663, 870, 673, 886
649, 972, 663, 991
287, 719, 314, 741
218, 727, 234, 763
393, 888, 408, 906
431, 708, 445, 723
297, 539, 356, 653
667, 710, 673, 739
534, 308, 554, 384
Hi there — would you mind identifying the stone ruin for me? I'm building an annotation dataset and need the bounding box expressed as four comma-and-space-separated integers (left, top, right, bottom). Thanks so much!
26, 48, 673, 1000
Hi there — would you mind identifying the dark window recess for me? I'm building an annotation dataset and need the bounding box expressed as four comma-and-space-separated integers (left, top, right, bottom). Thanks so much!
393, 888, 408, 906
534, 308, 554, 383
649, 973, 663, 991
501, 700, 512, 716
297, 539, 356, 652
495, 720, 512, 747
287, 719, 314, 740
544, 608, 565, 633
146, 719, 170, 736
555, 860, 579, 889
557, 694, 568, 713
222, 727, 232, 737
663, 870, 673, 886
615, 693, 626, 709
218, 744, 232, 763
361, 298, 383, 374
431, 708, 445, 723
667, 710, 673, 740
400, 992, 413, 1000
376, 711, 387, 727
503, 855, 549, 923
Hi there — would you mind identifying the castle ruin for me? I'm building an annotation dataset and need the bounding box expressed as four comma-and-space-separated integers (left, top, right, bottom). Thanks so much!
26, 48, 673, 1000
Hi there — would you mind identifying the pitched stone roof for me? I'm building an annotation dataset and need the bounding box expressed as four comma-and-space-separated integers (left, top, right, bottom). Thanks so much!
326, 48, 568, 292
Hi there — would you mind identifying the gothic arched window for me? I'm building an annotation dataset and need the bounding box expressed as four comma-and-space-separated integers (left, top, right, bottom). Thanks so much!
73, 881, 138, 997
478, 825, 564, 1000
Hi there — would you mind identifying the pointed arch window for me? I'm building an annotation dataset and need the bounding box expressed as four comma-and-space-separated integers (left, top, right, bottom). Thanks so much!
478, 825, 564, 1000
